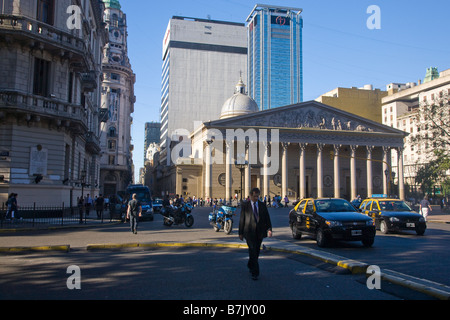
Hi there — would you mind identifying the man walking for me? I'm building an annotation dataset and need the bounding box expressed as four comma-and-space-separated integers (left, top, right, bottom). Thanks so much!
127, 193, 142, 234
419, 195, 432, 222
239, 188, 272, 280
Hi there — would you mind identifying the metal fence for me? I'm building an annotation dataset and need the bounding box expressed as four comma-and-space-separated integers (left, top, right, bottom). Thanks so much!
0, 203, 122, 229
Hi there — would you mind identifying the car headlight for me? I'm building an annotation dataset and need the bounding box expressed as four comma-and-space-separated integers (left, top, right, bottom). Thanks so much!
390, 217, 400, 222
326, 220, 343, 227
366, 220, 375, 226
419, 217, 425, 222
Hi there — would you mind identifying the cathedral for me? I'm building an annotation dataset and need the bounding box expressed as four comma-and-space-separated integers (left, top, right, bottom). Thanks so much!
156, 79, 408, 202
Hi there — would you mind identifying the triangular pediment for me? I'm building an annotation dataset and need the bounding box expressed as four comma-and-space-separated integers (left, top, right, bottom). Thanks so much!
206, 101, 405, 135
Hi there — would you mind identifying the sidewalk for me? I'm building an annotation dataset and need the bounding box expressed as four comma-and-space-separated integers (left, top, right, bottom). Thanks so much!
426, 205, 450, 224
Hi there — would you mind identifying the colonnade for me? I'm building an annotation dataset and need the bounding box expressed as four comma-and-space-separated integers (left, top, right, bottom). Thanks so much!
204, 141, 405, 201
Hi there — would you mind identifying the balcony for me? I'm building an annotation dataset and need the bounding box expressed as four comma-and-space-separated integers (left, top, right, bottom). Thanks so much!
0, 90, 88, 129
85, 131, 101, 155
80, 71, 98, 92
0, 14, 93, 70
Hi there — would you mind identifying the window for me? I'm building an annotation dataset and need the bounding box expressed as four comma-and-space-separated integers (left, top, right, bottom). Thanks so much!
108, 140, 116, 151
33, 58, 51, 97
111, 14, 119, 27
108, 127, 116, 137
37, 0, 54, 25
108, 156, 115, 165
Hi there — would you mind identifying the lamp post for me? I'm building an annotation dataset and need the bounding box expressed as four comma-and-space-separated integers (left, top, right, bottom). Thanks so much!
235, 160, 248, 202
80, 169, 87, 224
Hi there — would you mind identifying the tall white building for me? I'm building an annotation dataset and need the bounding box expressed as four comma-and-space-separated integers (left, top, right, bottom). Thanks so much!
100, 0, 136, 196
160, 16, 247, 165
382, 67, 450, 194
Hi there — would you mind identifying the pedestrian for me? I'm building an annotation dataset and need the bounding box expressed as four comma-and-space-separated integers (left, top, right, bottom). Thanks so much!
77, 196, 84, 224
5, 193, 17, 222
85, 194, 92, 216
419, 195, 432, 222
239, 187, 272, 280
127, 193, 142, 234
95, 194, 104, 219
284, 195, 289, 208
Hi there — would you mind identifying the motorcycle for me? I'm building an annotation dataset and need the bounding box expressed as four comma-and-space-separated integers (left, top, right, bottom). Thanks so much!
161, 203, 194, 227
209, 205, 236, 234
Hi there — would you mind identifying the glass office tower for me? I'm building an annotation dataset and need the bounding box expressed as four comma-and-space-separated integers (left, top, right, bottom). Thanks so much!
247, 5, 303, 110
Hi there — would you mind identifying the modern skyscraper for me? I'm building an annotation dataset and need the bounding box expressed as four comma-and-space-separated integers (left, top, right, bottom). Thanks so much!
144, 122, 161, 162
246, 5, 303, 110
160, 16, 247, 165
100, 0, 136, 196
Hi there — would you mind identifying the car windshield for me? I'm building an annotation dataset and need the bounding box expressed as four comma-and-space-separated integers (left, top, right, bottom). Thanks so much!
314, 199, 357, 213
378, 200, 412, 212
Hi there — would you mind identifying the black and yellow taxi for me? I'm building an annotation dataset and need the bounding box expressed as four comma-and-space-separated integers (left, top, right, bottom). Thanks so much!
359, 195, 426, 235
289, 198, 376, 247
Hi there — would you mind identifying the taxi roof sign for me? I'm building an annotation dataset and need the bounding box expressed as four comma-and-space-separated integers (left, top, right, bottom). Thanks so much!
371, 194, 387, 198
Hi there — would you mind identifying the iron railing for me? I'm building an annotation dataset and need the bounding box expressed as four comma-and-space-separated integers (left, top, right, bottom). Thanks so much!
0, 203, 122, 229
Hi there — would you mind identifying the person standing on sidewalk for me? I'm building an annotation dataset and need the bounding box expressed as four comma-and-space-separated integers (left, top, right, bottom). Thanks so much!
419, 196, 432, 222
127, 193, 142, 234
239, 188, 272, 280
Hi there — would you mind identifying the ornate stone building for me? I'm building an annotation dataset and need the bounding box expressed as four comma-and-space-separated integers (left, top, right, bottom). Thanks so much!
0, 0, 107, 206
158, 80, 408, 201
99, 0, 135, 196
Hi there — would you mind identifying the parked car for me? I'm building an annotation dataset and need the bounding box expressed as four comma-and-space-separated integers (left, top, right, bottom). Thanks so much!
359, 196, 426, 235
152, 198, 163, 213
289, 198, 376, 247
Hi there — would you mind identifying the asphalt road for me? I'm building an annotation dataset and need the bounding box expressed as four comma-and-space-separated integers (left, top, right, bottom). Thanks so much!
0, 206, 449, 301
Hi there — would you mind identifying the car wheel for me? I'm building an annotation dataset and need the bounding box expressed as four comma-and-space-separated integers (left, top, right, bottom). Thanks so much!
380, 220, 389, 234
316, 228, 329, 247
291, 223, 302, 240
415, 227, 426, 236
362, 238, 374, 247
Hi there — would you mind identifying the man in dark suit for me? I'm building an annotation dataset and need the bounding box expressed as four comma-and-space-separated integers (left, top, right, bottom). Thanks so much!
239, 188, 273, 280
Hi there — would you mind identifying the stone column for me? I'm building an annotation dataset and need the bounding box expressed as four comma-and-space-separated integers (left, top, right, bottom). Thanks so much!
263, 142, 270, 198
397, 147, 405, 200
204, 141, 212, 199
317, 143, 324, 198
350, 145, 358, 201
366, 146, 374, 198
281, 142, 289, 199
382, 146, 389, 195
333, 145, 341, 198
299, 143, 307, 199
244, 142, 251, 199
225, 140, 233, 204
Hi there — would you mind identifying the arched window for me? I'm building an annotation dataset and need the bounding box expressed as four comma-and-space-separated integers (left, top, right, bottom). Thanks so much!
108, 127, 117, 137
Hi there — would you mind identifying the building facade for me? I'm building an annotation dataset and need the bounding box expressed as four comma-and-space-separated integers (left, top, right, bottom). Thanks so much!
99, 0, 136, 197
246, 4, 303, 110
382, 67, 450, 194
315, 85, 388, 124
144, 121, 160, 162
158, 81, 408, 202
0, 0, 107, 206
160, 16, 247, 165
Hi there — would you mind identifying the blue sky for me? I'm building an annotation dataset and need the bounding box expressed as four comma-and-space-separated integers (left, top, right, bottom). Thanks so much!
118, 0, 450, 182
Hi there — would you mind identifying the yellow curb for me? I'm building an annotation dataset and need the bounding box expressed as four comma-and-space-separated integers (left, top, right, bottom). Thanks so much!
0, 245, 70, 253
86, 242, 249, 251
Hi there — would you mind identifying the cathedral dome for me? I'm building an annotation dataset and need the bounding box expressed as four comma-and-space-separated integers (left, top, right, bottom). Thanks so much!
103, 0, 121, 10
220, 78, 259, 119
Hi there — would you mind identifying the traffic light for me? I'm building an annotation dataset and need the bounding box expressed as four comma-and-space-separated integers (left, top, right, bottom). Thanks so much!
330, 151, 335, 160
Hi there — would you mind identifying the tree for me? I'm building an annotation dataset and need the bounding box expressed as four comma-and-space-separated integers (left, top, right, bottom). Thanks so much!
410, 91, 450, 194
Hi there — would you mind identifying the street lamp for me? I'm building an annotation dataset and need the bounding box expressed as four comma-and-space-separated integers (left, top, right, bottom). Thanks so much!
235, 160, 248, 202
80, 169, 87, 224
